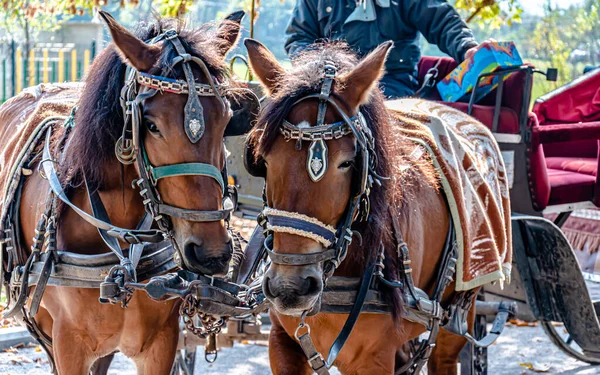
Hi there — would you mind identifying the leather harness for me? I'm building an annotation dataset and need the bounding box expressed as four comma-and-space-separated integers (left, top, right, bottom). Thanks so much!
0, 38, 516, 375
0, 29, 239, 374
247, 63, 514, 374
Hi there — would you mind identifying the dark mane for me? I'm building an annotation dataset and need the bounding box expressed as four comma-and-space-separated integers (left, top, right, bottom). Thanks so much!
250, 42, 432, 322
63, 17, 234, 188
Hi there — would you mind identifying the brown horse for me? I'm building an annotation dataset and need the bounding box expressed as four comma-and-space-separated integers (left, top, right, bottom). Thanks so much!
0, 12, 245, 375
244, 40, 487, 374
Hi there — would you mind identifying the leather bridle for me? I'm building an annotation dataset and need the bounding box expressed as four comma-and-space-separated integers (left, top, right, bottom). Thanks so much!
41, 29, 237, 275
258, 61, 385, 283
118, 29, 235, 234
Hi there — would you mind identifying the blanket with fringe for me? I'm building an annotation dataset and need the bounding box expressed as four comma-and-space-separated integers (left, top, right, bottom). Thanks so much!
386, 98, 512, 291
0, 83, 80, 221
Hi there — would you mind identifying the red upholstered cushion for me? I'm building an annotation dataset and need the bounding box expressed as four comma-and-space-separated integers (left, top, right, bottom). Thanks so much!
548, 169, 596, 206
533, 69, 600, 124
546, 157, 597, 176
443, 102, 520, 134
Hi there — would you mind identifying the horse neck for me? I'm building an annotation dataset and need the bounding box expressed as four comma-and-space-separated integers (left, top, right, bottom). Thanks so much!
333, 219, 392, 278
57, 162, 146, 254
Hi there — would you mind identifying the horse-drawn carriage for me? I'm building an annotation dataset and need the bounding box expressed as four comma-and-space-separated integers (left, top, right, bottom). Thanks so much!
2, 7, 600, 375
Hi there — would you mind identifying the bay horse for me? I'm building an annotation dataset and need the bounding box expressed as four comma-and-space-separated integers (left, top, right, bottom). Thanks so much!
0, 11, 249, 375
244, 40, 493, 374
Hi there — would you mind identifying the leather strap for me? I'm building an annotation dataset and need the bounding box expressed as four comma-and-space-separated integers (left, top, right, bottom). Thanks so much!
130, 213, 153, 274
41, 128, 165, 244
265, 213, 336, 246
297, 329, 330, 375
167, 31, 207, 143
28, 251, 53, 317
325, 248, 377, 367
150, 163, 225, 193
157, 204, 231, 222
88, 181, 126, 261
294, 246, 377, 374
236, 226, 266, 285
264, 235, 337, 266
88, 184, 155, 282
465, 301, 512, 348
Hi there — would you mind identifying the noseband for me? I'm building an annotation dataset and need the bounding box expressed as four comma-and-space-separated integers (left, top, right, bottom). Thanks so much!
116, 29, 235, 234
258, 62, 384, 278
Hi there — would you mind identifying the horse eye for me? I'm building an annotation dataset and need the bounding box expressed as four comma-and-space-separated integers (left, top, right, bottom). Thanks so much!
145, 120, 160, 135
338, 160, 354, 170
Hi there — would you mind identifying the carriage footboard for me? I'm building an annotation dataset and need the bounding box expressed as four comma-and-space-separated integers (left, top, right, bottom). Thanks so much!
512, 215, 600, 360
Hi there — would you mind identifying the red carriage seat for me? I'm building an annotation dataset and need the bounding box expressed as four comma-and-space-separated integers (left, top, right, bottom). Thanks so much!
417, 57, 528, 135
528, 69, 600, 210
417, 57, 600, 212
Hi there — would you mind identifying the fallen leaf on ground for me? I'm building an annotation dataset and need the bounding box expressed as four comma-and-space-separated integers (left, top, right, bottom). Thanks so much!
519, 362, 551, 372
510, 319, 538, 327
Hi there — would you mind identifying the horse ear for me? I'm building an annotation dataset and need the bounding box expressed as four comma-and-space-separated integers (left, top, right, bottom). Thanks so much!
245, 38, 285, 95
338, 41, 393, 109
217, 10, 245, 58
98, 10, 160, 72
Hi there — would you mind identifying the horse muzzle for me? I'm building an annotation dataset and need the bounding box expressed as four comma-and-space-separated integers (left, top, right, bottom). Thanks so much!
263, 267, 323, 315
181, 237, 233, 275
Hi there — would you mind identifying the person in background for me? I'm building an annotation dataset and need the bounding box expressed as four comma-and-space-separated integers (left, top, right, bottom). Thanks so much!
285, 0, 494, 98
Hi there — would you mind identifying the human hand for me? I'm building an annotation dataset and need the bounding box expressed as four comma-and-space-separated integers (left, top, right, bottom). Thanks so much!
464, 39, 497, 61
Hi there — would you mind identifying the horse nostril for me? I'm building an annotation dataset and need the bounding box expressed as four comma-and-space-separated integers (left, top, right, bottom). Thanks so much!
184, 238, 203, 259
298, 276, 321, 296
264, 276, 279, 298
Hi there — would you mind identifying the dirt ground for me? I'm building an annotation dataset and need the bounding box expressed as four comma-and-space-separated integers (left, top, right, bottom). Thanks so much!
1, 217, 599, 374
0, 322, 599, 374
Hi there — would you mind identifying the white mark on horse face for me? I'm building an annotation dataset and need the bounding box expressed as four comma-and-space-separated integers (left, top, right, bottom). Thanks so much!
297, 121, 311, 129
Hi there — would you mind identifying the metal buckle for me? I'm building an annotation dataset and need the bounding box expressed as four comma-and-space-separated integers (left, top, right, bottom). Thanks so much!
147, 168, 157, 186
308, 352, 325, 365
294, 322, 311, 340
164, 29, 178, 40
323, 63, 337, 79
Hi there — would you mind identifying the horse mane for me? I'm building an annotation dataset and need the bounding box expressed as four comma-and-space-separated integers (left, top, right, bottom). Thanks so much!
251, 42, 437, 323
62, 17, 235, 189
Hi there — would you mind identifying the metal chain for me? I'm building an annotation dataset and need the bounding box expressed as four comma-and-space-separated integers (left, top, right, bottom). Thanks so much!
136, 73, 227, 97
179, 293, 226, 339
280, 120, 355, 142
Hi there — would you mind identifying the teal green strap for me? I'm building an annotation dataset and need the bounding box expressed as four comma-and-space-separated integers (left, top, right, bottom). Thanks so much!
150, 163, 225, 192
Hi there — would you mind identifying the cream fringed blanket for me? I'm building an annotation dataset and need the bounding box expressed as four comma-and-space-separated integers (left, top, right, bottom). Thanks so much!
386, 99, 512, 291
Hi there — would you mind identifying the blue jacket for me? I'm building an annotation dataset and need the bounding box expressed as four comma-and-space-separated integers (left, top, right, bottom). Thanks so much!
284, 0, 478, 98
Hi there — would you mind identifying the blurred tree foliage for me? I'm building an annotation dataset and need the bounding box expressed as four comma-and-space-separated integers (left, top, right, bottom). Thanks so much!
453, 0, 523, 28
3, 0, 599, 98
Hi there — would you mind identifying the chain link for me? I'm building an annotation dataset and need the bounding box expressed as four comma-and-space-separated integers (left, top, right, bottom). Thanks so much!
179, 293, 226, 339
279, 119, 356, 142
136, 73, 227, 97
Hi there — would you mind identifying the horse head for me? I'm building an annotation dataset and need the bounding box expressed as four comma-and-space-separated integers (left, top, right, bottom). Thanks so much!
245, 39, 392, 315
93, 11, 248, 275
